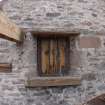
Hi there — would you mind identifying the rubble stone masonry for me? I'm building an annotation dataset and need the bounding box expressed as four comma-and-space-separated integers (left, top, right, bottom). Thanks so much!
0, 0, 104, 105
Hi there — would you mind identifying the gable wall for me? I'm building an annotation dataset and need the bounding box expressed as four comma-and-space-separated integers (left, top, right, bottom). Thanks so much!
0, 0, 104, 105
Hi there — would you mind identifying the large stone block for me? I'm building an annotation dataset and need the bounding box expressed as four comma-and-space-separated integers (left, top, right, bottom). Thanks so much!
79, 36, 101, 48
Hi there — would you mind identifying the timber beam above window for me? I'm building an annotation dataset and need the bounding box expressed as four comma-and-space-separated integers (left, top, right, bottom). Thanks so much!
0, 11, 24, 43
31, 31, 80, 38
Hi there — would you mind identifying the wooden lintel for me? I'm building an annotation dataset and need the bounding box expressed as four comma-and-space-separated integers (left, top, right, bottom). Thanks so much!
22, 28, 80, 38
31, 31, 80, 38
0, 63, 12, 72
0, 11, 24, 42
25, 76, 81, 87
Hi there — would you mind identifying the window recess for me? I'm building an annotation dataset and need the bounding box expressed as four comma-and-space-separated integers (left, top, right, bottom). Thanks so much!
26, 31, 81, 87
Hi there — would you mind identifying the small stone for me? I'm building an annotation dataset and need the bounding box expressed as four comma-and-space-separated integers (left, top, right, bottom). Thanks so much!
78, 0, 88, 3
33, 89, 50, 96
92, 13, 97, 17
46, 12, 61, 17
98, 84, 105, 91
51, 87, 64, 94
27, 98, 34, 103
81, 21, 92, 26
36, 102, 43, 105
59, 100, 70, 105
97, 62, 105, 70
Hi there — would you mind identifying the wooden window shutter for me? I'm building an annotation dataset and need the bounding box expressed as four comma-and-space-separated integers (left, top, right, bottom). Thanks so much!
0, 10, 24, 43
37, 37, 70, 76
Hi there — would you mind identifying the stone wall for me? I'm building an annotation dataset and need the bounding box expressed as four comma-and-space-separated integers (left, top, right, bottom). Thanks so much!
0, 0, 104, 105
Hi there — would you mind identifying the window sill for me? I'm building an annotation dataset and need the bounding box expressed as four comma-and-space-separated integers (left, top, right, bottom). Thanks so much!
25, 76, 81, 87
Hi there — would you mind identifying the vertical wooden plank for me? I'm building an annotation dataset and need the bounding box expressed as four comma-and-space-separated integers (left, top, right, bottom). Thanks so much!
37, 38, 42, 76
54, 39, 57, 75
47, 39, 51, 76
53, 40, 55, 75
41, 40, 49, 75
65, 38, 70, 75
38, 37, 70, 76
59, 39, 65, 75
56, 39, 60, 75
53, 39, 57, 75
49, 40, 54, 75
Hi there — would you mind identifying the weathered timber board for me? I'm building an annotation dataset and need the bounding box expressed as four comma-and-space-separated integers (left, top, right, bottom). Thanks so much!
0, 63, 12, 72
0, 10, 24, 42
41, 40, 49, 74
26, 76, 81, 87
39, 38, 70, 76
31, 31, 80, 38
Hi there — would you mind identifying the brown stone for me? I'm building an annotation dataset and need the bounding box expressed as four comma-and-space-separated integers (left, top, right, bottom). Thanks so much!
0, 63, 12, 72
81, 21, 92, 26
79, 36, 101, 48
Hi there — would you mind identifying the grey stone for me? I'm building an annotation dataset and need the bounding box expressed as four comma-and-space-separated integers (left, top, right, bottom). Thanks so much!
32, 89, 51, 96
96, 62, 105, 70
82, 73, 96, 81
78, 0, 88, 3
46, 13, 61, 17
36, 102, 43, 105
59, 100, 70, 105
51, 87, 64, 94
27, 98, 34, 103
98, 84, 105, 91
92, 13, 97, 17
